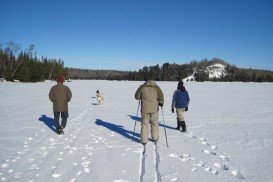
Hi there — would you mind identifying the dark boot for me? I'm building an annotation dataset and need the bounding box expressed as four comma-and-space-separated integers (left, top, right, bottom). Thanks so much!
181, 121, 186, 132
179, 121, 183, 132
57, 126, 64, 135
56, 125, 61, 134
176, 119, 180, 130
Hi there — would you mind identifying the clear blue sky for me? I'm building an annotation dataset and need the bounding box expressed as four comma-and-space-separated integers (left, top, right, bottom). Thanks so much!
1, 0, 273, 71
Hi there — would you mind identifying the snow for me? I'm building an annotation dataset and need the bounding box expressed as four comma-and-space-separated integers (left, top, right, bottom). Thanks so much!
0, 78, 6, 82
206, 63, 226, 79
1, 80, 273, 182
183, 75, 195, 82
183, 63, 227, 81
208, 63, 226, 69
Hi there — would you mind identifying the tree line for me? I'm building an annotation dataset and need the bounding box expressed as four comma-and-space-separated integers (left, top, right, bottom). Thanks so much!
1, 42, 272, 82
67, 68, 127, 80
0, 42, 67, 82
99, 58, 273, 82
68, 58, 273, 82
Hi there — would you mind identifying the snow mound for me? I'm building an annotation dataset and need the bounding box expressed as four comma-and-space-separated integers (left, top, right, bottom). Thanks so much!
0, 78, 6, 82
206, 63, 226, 78
183, 75, 195, 82
183, 63, 227, 81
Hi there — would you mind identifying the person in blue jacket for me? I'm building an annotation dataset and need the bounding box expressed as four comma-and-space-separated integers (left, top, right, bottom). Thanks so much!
171, 81, 190, 132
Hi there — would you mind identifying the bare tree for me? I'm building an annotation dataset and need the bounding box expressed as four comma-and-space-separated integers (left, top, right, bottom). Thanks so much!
27, 44, 35, 59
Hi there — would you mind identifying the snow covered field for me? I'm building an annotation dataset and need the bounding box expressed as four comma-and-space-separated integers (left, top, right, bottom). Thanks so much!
0, 80, 273, 182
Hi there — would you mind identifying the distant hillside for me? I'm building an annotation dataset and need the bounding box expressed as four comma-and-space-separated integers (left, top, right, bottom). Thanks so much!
183, 62, 273, 82
67, 58, 273, 82
182, 63, 227, 82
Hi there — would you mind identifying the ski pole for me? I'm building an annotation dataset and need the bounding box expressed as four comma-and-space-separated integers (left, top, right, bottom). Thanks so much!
161, 107, 169, 147
131, 100, 140, 141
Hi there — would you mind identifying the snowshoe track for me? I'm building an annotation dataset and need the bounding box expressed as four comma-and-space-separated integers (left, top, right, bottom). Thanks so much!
165, 132, 244, 181
1, 103, 91, 181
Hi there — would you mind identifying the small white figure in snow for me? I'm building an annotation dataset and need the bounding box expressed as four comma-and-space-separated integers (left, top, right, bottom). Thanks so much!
96, 90, 104, 105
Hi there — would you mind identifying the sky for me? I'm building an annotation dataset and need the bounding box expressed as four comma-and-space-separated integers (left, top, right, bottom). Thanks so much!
1, 0, 273, 71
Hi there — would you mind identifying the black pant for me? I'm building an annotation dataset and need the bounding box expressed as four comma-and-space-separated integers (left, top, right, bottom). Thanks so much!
54, 111, 68, 129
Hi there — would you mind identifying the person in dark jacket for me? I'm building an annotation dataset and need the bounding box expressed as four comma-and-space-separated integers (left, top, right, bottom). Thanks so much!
171, 81, 190, 132
49, 76, 72, 134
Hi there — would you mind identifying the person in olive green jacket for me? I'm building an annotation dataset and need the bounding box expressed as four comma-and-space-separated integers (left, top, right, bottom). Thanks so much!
49, 76, 72, 134
135, 78, 164, 145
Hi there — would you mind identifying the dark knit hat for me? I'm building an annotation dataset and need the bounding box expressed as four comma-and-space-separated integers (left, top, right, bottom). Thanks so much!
178, 81, 184, 87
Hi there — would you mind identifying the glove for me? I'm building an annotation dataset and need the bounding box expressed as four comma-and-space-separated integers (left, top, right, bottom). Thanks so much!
158, 102, 163, 107
185, 107, 188, 112
171, 108, 174, 113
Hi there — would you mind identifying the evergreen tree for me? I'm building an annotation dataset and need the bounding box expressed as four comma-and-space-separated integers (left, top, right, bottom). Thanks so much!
252, 72, 257, 82
194, 68, 209, 81
14, 52, 30, 82
0, 42, 67, 82
162, 63, 170, 81
29, 60, 42, 82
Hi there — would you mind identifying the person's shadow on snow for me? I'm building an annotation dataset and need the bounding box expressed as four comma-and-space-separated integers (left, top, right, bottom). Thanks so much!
95, 119, 141, 143
128, 115, 141, 122
127, 115, 177, 130
39, 115, 57, 133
